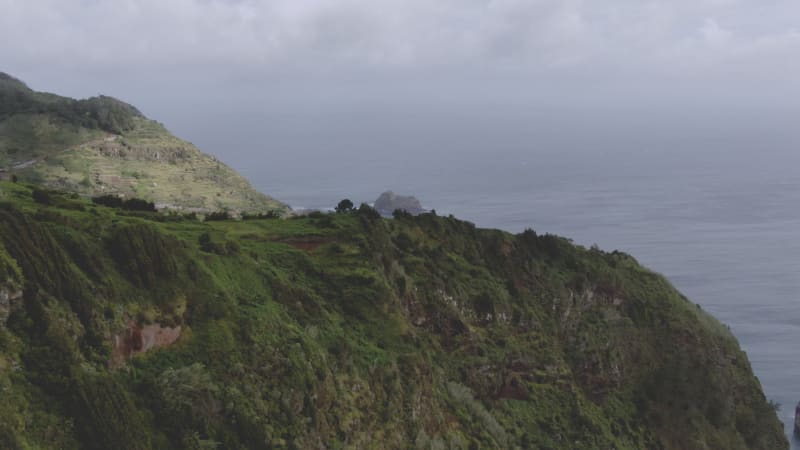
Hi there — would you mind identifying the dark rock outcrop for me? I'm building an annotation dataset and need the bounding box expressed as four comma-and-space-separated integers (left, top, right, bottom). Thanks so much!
0, 285, 22, 325
374, 191, 424, 216
795, 401, 800, 437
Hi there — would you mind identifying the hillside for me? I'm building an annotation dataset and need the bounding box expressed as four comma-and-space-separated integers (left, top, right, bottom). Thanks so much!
0, 182, 786, 449
0, 73, 286, 214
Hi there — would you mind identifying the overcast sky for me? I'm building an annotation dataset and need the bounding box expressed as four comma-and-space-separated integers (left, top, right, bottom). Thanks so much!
3, 1, 799, 94
2, 0, 799, 164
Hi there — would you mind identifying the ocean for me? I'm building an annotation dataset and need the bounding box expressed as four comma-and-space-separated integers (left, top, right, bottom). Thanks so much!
179, 106, 800, 444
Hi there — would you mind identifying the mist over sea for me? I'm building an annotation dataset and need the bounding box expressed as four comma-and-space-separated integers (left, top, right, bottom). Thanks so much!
173, 106, 800, 443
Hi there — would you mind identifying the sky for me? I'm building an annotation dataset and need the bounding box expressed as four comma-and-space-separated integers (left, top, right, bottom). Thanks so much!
1, 0, 799, 169
3, 1, 799, 99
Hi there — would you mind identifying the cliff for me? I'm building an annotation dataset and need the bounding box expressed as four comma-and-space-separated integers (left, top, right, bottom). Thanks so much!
0, 182, 786, 449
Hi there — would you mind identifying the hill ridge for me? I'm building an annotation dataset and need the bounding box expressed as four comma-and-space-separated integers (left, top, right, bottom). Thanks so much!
0, 73, 286, 214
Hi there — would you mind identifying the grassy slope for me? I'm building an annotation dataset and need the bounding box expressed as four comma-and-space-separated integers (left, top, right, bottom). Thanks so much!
0, 182, 787, 450
0, 73, 285, 214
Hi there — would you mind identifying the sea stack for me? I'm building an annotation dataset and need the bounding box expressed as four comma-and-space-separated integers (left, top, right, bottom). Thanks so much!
374, 191, 425, 216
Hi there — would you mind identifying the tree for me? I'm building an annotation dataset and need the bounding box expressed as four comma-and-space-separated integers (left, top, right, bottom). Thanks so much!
356, 203, 381, 222
335, 198, 354, 213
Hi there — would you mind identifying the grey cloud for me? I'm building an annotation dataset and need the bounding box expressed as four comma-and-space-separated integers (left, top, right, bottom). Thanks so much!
1, 0, 798, 115
3, 0, 798, 71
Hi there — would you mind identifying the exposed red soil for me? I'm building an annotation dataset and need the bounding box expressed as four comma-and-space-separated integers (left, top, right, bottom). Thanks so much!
110, 321, 181, 369
281, 236, 329, 252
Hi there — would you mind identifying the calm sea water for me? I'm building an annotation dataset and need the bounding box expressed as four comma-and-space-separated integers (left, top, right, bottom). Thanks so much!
177, 106, 800, 443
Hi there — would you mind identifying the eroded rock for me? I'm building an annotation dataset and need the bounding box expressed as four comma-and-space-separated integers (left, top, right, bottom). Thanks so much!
0, 286, 23, 326
374, 191, 425, 216
110, 321, 182, 369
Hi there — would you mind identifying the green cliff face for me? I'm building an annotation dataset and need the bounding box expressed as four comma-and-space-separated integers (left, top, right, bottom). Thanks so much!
0, 182, 786, 449
0, 73, 286, 215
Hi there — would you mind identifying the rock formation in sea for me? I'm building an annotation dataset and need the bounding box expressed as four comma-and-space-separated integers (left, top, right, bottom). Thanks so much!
374, 190, 425, 216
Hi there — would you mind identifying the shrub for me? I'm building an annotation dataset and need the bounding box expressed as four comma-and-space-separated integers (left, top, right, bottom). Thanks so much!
394, 232, 413, 251
198, 232, 239, 255
123, 197, 156, 212
241, 210, 281, 220
32, 188, 53, 205
156, 363, 220, 428
91, 195, 156, 212
204, 211, 230, 221
71, 371, 152, 450
357, 203, 381, 221
446, 382, 508, 446
92, 195, 123, 208
33, 189, 84, 211
107, 223, 184, 289
313, 214, 336, 229
392, 209, 413, 220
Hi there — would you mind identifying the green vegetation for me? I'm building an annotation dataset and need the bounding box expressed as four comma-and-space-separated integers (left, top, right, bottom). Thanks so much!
0, 73, 286, 215
335, 198, 355, 213
92, 195, 156, 212
0, 184, 786, 449
0, 73, 141, 135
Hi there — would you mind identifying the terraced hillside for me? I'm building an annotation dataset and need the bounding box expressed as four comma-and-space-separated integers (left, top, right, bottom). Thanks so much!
0, 73, 286, 214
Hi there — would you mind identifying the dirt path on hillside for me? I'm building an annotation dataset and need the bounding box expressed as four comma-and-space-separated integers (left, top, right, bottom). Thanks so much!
6, 135, 118, 170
